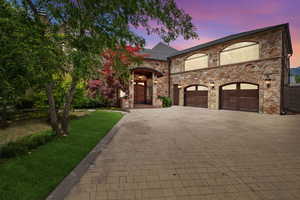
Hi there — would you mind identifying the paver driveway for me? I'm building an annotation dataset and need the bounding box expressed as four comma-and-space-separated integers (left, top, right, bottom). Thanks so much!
65, 107, 300, 200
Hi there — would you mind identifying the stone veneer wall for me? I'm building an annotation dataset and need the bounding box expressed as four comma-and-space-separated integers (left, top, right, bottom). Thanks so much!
170, 28, 285, 114
142, 59, 169, 97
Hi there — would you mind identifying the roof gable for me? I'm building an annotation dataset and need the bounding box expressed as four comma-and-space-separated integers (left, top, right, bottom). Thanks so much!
141, 42, 178, 61
152, 42, 178, 53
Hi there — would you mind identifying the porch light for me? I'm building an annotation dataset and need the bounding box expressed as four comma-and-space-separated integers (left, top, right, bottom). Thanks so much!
154, 80, 158, 84
178, 85, 182, 89
265, 75, 271, 88
209, 81, 215, 89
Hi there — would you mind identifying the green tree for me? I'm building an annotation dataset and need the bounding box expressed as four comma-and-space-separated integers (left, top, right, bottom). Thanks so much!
296, 75, 300, 83
10, 0, 198, 136
0, 1, 63, 127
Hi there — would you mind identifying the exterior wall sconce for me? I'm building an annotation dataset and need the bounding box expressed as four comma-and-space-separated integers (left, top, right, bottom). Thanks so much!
178, 85, 182, 89
265, 76, 271, 88
154, 80, 158, 84
209, 81, 215, 89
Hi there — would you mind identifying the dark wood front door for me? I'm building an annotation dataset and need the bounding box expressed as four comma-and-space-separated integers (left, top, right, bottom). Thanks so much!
134, 82, 146, 104
220, 83, 259, 112
173, 84, 179, 105
184, 85, 208, 108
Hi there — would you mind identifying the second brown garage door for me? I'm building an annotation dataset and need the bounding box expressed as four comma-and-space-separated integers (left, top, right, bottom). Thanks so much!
220, 83, 259, 112
184, 85, 208, 108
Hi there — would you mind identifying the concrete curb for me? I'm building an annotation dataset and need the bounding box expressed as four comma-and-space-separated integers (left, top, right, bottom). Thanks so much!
46, 114, 127, 200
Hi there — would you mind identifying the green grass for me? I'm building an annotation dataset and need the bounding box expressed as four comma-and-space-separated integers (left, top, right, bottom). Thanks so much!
0, 111, 123, 200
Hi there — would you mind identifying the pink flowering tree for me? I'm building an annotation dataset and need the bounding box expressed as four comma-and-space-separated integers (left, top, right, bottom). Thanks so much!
87, 46, 146, 103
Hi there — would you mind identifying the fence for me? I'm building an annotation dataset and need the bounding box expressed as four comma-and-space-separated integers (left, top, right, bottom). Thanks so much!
284, 85, 300, 112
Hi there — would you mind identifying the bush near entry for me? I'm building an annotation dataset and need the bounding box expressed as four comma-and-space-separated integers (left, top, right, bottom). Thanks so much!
158, 96, 172, 107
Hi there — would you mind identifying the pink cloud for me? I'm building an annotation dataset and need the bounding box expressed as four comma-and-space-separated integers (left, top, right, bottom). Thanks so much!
170, 36, 215, 50
131, 0, 300, 67
176, 0, 282, 23
290, 41, 300, 67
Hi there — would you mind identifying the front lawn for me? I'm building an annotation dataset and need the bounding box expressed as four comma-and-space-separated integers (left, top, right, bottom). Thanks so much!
0, 111, 123, 200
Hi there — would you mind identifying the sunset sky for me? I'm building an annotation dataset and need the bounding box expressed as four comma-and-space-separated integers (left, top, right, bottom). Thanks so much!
134, 0, 300, 67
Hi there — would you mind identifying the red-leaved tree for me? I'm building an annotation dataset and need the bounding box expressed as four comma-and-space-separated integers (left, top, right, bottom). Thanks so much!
88, 46, 146, 104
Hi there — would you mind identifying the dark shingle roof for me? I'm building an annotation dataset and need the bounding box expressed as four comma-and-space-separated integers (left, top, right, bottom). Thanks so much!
141, 42, 178, 61
169, 23, 293, 57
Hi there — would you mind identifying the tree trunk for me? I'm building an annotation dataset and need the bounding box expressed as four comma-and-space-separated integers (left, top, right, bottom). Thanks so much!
45, 82, 63, 136
61, 76, 79, 136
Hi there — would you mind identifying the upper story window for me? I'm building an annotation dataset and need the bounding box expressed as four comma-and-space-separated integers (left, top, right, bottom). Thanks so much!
220, 42, 259, 65
185, 53, 208, 71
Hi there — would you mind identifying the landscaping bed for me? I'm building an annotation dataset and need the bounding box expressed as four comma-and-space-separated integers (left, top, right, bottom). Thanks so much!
0, 111, 123, 200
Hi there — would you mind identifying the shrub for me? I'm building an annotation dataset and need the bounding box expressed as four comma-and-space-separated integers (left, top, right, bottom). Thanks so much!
0, 132, 55, 158
72, 85, 115, 108
16, 99, 34, 109
158, 96, 172, 107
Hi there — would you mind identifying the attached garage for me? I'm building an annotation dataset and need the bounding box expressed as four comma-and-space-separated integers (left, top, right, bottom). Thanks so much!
184, 85, 208, 108
220, 83, 259, 112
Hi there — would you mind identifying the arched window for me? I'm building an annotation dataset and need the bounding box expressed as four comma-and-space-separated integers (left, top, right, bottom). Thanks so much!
185, 53, 208, 71
220, 42, 259, 65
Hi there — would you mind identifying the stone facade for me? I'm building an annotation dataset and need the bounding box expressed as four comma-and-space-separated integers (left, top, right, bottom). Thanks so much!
141, 59, 169, 97
127, 59, 169, 108
169, 28, 287, 114
126, 25, 291, 114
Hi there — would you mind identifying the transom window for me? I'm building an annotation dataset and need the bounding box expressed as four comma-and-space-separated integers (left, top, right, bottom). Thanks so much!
220, 42, 259, 65
240, 83, 258, 90
186, 86, 196, 91
185, 85, 208, 91
185, 53, 208, 71
222, 83, 258, 90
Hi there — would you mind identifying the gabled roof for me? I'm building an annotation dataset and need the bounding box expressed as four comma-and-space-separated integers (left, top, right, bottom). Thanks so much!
169, 23, 293, 58
141, 42, 178, 61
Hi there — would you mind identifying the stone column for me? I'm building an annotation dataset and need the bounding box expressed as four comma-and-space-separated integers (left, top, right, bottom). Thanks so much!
208, 84, 218, 110
179, 87, 184, 106
152, 73, 157, 106
129, 71, 134, 108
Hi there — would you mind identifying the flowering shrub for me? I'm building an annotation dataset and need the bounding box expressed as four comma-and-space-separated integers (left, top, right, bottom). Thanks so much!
87, 46, 146, 102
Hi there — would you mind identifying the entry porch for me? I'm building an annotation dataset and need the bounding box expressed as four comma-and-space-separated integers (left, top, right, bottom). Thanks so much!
120, 67, 163, 109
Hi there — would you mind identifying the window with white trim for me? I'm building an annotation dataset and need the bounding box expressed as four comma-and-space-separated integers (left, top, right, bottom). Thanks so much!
220, 42, 259, 65
185, 53, 208, 71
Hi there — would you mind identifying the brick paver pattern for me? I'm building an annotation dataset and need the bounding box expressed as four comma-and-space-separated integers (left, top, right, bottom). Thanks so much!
65, 107, 300, 200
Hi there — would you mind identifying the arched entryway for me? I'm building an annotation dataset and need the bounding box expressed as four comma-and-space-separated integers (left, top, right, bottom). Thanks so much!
220, 82, 259, 112
184, 85, 208, 108
131, 67, 163, 107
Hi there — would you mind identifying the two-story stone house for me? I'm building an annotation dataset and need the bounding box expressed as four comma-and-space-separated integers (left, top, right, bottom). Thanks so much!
125, 23, 292, 114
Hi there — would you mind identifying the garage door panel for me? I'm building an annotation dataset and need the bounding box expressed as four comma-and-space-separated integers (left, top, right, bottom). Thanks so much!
221, 90, 239, 110
185, 90, 208, 108
220, 83, 258, 112
239, 89, 259, 111
239, 89, 258, 97
239, 97, 259, 111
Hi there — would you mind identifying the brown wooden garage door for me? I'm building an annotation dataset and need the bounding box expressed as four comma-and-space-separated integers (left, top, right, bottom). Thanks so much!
184, 85, 208, 108
220, 83, 259, 112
